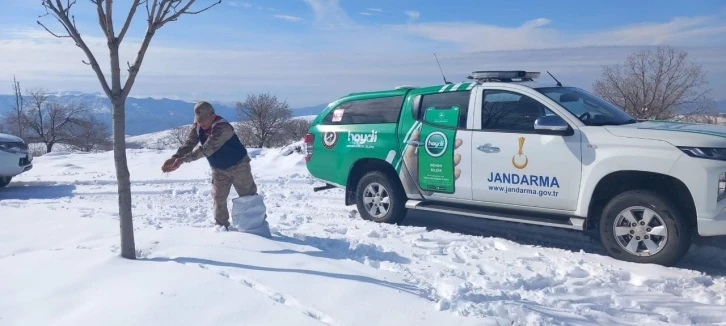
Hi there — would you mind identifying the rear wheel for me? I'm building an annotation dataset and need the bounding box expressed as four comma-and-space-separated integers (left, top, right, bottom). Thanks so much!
599, 189, 692, 266
355, 171, 407, 224
0, 176, 11, 188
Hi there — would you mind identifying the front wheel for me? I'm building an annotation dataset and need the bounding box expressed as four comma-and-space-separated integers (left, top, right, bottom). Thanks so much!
355, 171, 407, 224
599, 189, 692, 266
0, 176, 11, 188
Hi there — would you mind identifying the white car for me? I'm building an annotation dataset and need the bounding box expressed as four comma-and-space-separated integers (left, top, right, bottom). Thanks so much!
0, 133, 33, 187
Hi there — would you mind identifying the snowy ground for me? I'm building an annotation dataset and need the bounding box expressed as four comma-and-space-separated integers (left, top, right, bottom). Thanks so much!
2, 146, 726, 326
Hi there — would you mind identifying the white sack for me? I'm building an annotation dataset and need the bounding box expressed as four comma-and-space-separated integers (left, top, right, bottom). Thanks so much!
231, 195, 271, 238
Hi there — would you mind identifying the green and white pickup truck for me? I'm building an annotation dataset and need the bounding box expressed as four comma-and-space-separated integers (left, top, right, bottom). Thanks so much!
303, 70, 726, 266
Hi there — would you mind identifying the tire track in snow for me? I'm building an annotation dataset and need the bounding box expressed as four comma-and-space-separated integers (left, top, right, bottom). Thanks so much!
183, 261, 341, 326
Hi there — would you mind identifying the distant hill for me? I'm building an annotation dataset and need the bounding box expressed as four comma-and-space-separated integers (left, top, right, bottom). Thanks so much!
0, 92, 327, 136
290, 104, 328, 117
716, 100, 726, 113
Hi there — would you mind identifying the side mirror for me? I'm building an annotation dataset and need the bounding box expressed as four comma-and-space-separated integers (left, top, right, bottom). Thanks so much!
534, 115, 573, 136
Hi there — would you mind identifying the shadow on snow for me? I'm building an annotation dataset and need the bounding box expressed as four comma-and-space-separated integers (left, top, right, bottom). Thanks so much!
264, 234, 412, 265
403, 210, 726, 277
142, 256, 427, 299
0, 183, 76, 200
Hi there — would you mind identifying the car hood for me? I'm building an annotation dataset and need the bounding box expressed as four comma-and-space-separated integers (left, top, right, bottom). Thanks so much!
0, 133, 23, 143
603, 120, 726, 147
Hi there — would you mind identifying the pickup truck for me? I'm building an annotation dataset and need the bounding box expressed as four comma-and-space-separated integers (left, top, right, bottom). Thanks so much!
0, 132, 33, 187
303, 70, 726, 266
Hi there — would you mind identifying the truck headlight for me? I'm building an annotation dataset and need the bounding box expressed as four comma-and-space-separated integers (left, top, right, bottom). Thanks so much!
678, 147, 726, 161
0, 141, 28, 154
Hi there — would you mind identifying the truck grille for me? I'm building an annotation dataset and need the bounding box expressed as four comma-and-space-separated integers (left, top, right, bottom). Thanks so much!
19, 157, 30, 166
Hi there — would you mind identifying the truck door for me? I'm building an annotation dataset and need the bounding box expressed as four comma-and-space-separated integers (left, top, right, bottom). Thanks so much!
469, 85, 583, 211
396, 85, 476, 202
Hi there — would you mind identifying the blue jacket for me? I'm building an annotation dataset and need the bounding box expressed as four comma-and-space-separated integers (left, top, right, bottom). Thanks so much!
197, 118, 248, 169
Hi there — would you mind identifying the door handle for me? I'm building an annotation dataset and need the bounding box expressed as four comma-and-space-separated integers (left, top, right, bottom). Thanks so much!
477, 144, 500, 153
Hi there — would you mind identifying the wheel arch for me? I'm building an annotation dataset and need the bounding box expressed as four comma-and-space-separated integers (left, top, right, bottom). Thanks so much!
345, 158, 401, 206
586, 170, 697, 233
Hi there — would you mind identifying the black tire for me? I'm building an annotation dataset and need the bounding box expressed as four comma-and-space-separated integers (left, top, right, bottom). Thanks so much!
0, 176, 11, 188
355, 171, 407, 224
599, 189, 692, 266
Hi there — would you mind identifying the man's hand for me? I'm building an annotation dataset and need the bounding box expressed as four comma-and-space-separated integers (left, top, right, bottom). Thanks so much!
399, 128, 463, 196
162, 157, 184, 173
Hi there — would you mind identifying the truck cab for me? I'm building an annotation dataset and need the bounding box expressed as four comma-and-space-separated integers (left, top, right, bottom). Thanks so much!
304, 70, 726, 266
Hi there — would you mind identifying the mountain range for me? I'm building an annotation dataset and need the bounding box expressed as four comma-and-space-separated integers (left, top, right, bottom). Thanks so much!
0, 92, 327, 136
1, 92, 725, 136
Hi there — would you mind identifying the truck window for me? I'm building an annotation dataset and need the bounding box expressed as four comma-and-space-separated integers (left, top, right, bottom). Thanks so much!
417, 90, 470, 129
480, 89, 554, 132
321, 95, 405, 124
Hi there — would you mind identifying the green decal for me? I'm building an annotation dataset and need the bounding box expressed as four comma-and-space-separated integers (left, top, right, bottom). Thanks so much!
418, 106, 459, 194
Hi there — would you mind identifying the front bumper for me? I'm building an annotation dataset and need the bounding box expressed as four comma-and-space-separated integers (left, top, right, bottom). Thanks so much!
698, 212, 726, 236
0, 151, 33, 177
670, 153, 726, 236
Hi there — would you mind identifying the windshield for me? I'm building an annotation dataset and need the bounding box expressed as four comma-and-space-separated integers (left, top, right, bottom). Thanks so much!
535, 87, 637, 126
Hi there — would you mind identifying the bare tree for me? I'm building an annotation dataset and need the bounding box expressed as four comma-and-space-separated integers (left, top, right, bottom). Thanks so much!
593, 46, 714, 121
236, 93, 293, 148
233, 121, 258, 147
22, 88, 91, 153
38, 0, 221, 259
0, 116, 8, 134
11, 76, 24, 139
284, 118, 311, 142
1, 76, 29, 138
66, 115, 113, 152
165, 124, 195, 147
1, 113, 24, 137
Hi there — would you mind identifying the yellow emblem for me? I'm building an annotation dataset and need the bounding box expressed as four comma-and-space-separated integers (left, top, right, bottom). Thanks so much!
512, 136, 528, 169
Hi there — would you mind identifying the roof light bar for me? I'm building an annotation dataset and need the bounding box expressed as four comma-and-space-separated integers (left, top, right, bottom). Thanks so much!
395, 85, 418, 90
467, 70, 540, 82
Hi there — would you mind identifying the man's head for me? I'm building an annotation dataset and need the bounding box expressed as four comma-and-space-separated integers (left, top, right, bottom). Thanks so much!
194, 100, 216, 129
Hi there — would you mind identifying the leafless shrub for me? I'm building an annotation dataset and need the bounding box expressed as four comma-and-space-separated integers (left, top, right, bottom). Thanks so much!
66, 115, 113, 152
165, 124, 195, 147
284, 118, 312, 142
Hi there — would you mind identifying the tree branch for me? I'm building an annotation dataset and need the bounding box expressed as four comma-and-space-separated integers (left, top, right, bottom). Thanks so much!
41, 0, 113, 98
105, 0, 115, 39
36, 20, 72, 38
94, 0, 110, 39
158, 0, 220, 27
121, 28, 155, 99
118, 0, 143, 43
122, 0, 221, 99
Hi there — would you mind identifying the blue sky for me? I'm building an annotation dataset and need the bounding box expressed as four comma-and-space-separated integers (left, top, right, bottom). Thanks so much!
1, 0, 725, 107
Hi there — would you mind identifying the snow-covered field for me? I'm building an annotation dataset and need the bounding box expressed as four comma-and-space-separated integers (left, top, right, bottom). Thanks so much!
2, 145, 726, 325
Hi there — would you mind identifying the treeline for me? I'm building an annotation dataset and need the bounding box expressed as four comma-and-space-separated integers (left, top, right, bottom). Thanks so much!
2, 78, 311, 154
0, 77, 111, 155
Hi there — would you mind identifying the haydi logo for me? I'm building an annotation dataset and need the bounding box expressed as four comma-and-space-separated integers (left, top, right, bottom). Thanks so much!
348, 130, 378, 145
424, 131, 447, 157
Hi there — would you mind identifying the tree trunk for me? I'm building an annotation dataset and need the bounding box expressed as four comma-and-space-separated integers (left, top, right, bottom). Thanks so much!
112, 98, 135, 259
46, 142, 53, 154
